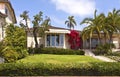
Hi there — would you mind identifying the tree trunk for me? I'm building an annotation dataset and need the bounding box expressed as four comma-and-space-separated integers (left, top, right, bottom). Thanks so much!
103, 33, 107, 44
109, 33, 113, 44
33, 28, 38, 48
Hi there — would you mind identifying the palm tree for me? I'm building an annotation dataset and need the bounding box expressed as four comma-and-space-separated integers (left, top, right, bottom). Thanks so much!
81, 26, 92, 49
106, 8, 120, 43
40, 17, 51, 46
20, 11, 29, 48
65, 16, 77, 30
32, 11, 43, 48
80, 10, 105, 49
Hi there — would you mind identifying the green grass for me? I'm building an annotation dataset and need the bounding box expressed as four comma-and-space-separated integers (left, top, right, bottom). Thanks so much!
17, 54, 103, 64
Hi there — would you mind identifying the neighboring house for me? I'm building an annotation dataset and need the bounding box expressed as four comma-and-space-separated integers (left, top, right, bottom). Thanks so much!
83, 33, 120, 49
0, 0, 16, 41
27, 26, 71, 49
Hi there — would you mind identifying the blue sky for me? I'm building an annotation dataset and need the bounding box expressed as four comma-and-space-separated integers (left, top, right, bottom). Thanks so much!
10, 0, 120, 30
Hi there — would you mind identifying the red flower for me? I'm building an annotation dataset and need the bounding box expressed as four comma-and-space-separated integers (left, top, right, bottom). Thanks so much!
67, 30, 82, 49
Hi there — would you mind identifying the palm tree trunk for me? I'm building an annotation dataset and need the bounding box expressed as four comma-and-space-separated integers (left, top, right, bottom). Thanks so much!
109, 33, 113, 44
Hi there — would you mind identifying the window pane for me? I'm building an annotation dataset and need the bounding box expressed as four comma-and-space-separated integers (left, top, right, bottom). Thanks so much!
51, 34, 55, 46
60, 34, 64, 46
56, 35, 59, 46
47, 35, 50, 46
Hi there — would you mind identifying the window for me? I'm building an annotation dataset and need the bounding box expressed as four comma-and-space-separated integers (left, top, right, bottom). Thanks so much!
46, 34, 64, 47
47, 35, 50, 46
5, 7, 8, 15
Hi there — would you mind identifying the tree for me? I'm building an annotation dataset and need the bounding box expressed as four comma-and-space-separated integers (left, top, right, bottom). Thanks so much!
32, 12, 51, 48
32, 11, 43, 48
65, 16, 77, 30
80, 10, 105, 49
106, 8, 120, 43
1, 24, 28, 62
81, 10, 105, 43
5, 24, 26, 48
20, 11, 30, 48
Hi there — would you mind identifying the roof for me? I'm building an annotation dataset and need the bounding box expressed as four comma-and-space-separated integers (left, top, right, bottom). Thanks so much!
28, 25, 81, 34
48, 25, 70, 30
0, 0, 17, 23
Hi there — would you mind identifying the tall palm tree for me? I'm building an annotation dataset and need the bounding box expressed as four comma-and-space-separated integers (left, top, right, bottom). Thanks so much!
65, 16, 77, 30
80, 10, 105, 49
20, 11, 29, 48
106, 8, 120, 43
32, 11, 43, 48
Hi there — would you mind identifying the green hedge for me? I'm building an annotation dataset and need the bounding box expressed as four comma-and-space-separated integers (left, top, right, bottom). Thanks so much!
0, 62, 120, 76
33, 47, 84, 55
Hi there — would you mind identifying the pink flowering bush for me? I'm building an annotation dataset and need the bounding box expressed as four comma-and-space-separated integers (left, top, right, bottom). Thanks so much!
67, 30, 82, 50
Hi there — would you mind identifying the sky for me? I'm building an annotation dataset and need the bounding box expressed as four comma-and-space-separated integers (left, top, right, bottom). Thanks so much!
10, 0, 120, 30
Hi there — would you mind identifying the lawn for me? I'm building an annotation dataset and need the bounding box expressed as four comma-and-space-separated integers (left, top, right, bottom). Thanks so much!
17, 54, 103, 64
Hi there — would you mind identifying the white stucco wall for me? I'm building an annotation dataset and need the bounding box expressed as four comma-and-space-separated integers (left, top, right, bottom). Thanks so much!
27, 36, 42, 48
112, 37, 119, 48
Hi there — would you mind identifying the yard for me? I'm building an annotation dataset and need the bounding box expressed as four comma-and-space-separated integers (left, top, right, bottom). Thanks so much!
17, 54, 103, 64
1, 54, 120, 76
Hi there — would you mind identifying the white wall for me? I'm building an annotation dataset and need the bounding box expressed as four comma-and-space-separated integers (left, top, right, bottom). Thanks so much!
27, 36, 42, 48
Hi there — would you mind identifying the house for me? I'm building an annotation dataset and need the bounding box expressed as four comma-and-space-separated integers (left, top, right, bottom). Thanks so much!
82, 33, 120, 49
0, 0, 16, 41
27, 26, 120, 50
27, 26, 73, 49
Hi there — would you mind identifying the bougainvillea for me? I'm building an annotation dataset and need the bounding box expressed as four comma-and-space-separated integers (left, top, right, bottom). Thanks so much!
67, 30, 82, 50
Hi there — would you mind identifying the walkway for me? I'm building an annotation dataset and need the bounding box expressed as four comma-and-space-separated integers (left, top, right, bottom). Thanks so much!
83, 49, 117, 62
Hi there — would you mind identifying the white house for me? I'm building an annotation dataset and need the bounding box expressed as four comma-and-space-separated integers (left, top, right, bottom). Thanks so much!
27, 26, 71, 49
0, 0, 16, 41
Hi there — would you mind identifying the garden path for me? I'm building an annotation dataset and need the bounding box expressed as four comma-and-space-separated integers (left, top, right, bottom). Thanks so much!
84, 49, 117, 62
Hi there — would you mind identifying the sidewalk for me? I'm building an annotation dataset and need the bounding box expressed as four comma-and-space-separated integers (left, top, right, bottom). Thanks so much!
84, 49, 117, 62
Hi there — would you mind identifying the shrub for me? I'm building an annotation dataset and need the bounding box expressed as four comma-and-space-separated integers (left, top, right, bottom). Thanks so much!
1, 46, 19, 62
15, 47, 29, 59
34, 47, 84, 55
0, 62, 120, 76
107, 51, 120, 56
93, 43, 115, 55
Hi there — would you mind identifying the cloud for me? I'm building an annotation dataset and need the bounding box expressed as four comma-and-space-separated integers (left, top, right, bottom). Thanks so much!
51, 0, 96, 17
50, 16, 65, 27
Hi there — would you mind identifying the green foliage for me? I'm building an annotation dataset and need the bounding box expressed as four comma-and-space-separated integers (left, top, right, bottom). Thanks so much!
5, 24, 26, 48
106, 51, 120, 62
15, 47, 28, 59
107, 56, 120, 62
0, 62, 120, 76
0, 46, 19, 62
65, 16, 76, 30
93, 43, 115, 55
0, 24, 28, 62
107, 51, 120, 56
33, 47, 84, 55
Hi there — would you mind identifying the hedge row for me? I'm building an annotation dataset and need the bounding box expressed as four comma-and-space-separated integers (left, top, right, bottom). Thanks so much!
0, 62, 120, 76
29, 47, 85, 55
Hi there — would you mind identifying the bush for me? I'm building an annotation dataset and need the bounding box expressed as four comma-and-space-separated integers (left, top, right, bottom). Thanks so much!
0, 62, 120, 76
15, 47, 29, 59
93, 43, 115, 55
34, 47, 84, 55
107, 51, 120, 56
1, 46, 19, 62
